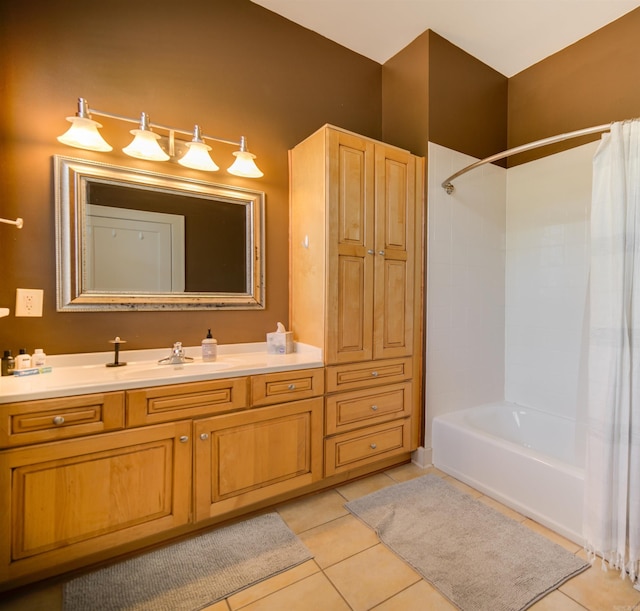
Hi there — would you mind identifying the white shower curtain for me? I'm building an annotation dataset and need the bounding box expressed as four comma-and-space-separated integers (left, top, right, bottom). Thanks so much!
585, 119, 640, 583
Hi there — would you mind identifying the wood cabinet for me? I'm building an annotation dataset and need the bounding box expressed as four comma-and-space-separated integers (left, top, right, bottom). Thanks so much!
0, 368, 324, 590
290, 125, 419, 365
290, 124, 424, 459
194, 397, 323, 521
0, 421, 192, 585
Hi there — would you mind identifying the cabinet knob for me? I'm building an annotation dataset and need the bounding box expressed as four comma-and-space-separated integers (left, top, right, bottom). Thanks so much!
179, 435, 189, 443
52, 416, 65, 426
371, 371, 378, 377
371, 405, 378, 411
200, 433, 209, 441
288, 383, 296, 390
370, 443, 377, 450
378, 250, 385, 256
367, 249, 374, 255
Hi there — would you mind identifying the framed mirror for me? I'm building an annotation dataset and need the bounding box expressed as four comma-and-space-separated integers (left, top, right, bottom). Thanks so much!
54, 155, 265, 311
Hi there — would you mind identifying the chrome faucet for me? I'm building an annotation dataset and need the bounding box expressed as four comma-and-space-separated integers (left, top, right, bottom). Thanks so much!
158, 341, 194, 365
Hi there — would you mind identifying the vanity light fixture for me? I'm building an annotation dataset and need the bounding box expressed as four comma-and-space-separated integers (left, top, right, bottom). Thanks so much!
57, 97, 264, 177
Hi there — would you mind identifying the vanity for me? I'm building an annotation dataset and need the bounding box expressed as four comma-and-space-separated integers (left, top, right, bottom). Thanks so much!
0, 342, 415, 591
0, 124, 423, 592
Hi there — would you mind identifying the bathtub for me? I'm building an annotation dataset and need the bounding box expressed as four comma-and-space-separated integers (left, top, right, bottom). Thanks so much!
432, 401, 585, 544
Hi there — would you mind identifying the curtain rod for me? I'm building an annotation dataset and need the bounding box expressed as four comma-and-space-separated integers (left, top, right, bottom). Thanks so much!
441, 122, 611, 194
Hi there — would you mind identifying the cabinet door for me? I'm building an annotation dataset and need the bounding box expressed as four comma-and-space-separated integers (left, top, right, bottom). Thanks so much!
327, 129, 375, 364
373, 145, 415, 360
193, 398, 323, 521
0, 422, 191, 586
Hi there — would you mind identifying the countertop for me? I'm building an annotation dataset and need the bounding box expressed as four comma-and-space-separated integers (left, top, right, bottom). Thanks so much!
0, 342, 323, 403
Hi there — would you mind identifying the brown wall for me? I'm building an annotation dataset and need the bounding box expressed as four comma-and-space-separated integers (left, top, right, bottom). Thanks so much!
382, 31, 508, 163
0, 0, 382, 355
507, 7, 640, 166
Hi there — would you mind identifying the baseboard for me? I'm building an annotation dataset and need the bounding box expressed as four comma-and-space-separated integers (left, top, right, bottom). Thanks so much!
411, 446, 432, 468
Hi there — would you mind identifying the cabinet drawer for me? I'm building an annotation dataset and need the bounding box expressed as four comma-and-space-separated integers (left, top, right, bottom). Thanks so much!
0, 393, 124, 448
324, 419, 411, 477
325, 382, 411, 435
127, 378, 248, 426
325, 357, 412, 393
251, 368, 324, 407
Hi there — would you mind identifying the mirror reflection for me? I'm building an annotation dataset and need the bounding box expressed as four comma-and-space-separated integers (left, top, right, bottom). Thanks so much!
55, 155, 265, 311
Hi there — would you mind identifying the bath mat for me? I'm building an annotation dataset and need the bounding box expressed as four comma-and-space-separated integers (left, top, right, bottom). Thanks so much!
346, 474, 589, 611
63, 512, 312, 611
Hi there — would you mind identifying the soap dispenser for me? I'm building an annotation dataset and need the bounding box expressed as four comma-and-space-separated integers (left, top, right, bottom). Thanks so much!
202, 329, 217, 362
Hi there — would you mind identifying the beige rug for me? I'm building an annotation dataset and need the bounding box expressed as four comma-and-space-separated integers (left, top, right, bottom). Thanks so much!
346, 474, 589, 611
63, 512, 312, 611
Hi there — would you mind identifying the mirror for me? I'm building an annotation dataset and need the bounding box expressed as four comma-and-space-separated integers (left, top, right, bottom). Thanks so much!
54, 155, 265, 311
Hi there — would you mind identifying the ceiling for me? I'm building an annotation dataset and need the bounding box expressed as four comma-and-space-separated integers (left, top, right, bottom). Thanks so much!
251, 0, 640, 77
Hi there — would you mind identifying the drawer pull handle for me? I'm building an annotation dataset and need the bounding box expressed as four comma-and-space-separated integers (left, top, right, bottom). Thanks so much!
52, 416, 65, 426
179, 435, 189, 443
370, 443, 377, 450
371, 371, 378, 377
367, 249, 374, 255
288, 384, 296, 390
371, 405, 378, 411
379, 250, 385, 256
200, 433, 209, 441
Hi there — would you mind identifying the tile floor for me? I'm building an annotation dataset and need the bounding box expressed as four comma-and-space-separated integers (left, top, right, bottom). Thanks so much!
2, 463, 640, 611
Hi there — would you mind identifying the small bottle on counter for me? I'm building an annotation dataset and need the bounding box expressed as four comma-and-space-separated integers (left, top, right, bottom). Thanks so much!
201, 329, 217, 362
1, 350, 15, 376
31, 348, 46, 368
15, 349, 31, 370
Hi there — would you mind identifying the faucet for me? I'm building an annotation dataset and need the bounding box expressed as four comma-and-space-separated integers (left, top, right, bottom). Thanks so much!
158, 341, 194, 365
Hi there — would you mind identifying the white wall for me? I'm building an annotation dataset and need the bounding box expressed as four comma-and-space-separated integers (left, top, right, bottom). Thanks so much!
505, 142, 597, 423
425, 142, 507, 449
425, 140, 597, 451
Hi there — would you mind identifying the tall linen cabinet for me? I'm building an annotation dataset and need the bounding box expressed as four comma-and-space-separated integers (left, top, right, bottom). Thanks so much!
290, 125, 424, 474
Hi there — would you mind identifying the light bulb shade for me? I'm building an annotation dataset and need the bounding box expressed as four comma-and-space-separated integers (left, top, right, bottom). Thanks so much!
227, 150, 264, 178
57, 116, 113, 152
123, 129, 170, 161
178, 141, 219, 171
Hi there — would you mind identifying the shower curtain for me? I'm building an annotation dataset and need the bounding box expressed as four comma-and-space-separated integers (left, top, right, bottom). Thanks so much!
585, 119, 640, 583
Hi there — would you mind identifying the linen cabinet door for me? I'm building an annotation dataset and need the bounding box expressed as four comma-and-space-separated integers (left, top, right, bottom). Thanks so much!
193, 399, 323, 521
327, 128, 376, 364
373, 145, 416, 360
0, 421, 192, 589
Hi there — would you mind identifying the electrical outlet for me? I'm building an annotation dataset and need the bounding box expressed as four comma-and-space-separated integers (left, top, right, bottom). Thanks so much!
15, 288, 44, 317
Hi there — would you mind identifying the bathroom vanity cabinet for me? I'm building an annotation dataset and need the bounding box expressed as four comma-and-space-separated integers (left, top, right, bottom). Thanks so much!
0, 368, 325, 590
289, 124, 424, 451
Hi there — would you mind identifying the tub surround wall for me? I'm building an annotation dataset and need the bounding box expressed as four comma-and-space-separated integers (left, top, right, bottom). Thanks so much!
426, 142, 506, 447
505, 143, 595, 423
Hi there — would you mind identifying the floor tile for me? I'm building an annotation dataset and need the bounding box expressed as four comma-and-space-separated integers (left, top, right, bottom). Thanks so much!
372, 579, 457, 610
237, 572, 349, 611
522, 519, 582, 553
324, 543, 421, 611
298, 514, 379, 568
385, 462, 442, 483
529, 589, 587, 610
559, 552, 640, 611
335, 472, 396, 501
202, 600, 231, 611
227, 560, 319, 610
276, 489, 349, 534
0, 583, 62, 611
441, 475, 483, 498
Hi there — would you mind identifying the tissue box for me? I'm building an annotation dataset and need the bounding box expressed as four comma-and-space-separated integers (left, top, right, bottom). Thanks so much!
266, 331, 294, 354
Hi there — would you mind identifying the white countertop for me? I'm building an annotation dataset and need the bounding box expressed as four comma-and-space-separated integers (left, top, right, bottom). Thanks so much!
0, 342, 323, 403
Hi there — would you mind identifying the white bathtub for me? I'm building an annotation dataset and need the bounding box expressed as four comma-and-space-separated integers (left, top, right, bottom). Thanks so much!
432, 401, 585, 544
